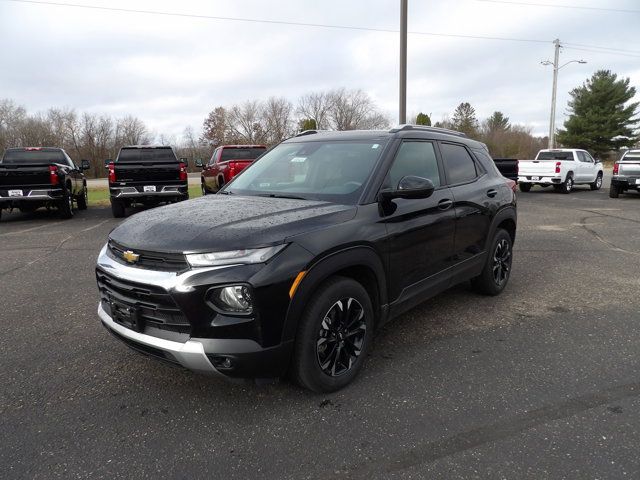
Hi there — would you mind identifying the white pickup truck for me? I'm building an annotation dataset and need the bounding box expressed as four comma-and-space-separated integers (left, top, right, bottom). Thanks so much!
610, 149, 640, 198
518, 149, 604, 194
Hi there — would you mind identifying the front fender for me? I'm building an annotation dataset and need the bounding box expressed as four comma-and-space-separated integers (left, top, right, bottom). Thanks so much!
281, 246, 388, 342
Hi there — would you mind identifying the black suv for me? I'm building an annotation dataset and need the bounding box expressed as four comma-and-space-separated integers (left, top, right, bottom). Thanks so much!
106, 146, 189, 218
96, 126, 517, 392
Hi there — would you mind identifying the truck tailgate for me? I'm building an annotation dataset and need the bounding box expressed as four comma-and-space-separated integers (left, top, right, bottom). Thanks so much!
114, 163, 181, 183
619, 162, 640, 176
518, 160, 557, 176
0, 164, 52, 188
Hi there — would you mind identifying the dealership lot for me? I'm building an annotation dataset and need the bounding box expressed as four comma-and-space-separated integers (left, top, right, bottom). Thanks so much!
1, 184, 639, 479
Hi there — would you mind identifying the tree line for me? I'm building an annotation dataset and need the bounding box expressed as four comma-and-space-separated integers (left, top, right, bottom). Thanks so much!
1, 70, 637, 178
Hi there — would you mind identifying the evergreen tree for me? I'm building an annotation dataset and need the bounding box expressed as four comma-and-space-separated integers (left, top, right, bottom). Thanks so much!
485, 111, 510, 133
415, 112, 431, 126
451, 102, 479, 137
557, 70, 639, 156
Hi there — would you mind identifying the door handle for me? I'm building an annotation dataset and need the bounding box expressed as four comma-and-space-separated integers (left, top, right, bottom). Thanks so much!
487, 189, 498, 198
438, 199, 453, 210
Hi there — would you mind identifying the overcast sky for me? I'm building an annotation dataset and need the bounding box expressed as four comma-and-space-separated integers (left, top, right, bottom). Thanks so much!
1, 0, 639, 139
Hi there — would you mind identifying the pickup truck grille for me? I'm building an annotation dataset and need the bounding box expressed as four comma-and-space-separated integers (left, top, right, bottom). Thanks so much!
96, 268, 190, 335
108, 240, 189, 272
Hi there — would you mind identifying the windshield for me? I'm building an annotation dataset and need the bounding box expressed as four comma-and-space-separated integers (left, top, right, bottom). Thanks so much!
221, 147, 266, 161
1, 148, 65, 164
224, 140, 386, 204
537, 151, 574, 160
117, 147, 177, 163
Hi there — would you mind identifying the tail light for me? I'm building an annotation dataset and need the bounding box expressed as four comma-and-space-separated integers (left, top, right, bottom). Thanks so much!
505, 179, 517, 193
228, 161, 237, 178
49, 165, 59, 186
179, 162, 188, 181
555, 162, 561, 174
613, 162, 619, 175
108, 162, 116, 183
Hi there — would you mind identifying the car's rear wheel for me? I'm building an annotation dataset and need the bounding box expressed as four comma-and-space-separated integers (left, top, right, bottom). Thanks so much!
111, 199, 126, 218
609, 184, 620, 198
558, 174, 573, 194
590, 173, 603, 191
471, 228, 513, 296
292, 276, 374, 393
58, 190, 74, 219
77, 185, 88, 210
201, 182, 208, 196
519, 183, 532, 192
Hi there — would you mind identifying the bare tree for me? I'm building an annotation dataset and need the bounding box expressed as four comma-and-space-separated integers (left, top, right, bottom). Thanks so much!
262, 97, 293, 144
227, 100, 264, 144
0, 99, 27, 151
327, 88, 390, 131
296, 91, 333, 130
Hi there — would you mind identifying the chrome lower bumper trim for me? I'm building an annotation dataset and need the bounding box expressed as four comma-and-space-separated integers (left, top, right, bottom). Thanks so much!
0, 190, 61, 201
98, 303, 222, 376
112, 186, 186, 198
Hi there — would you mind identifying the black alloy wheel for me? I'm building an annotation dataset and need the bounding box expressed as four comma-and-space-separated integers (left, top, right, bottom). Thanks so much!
471, 228, 513, 296
492, 238, 511, 288
316, 298, 367, 377
292, 276, 374, 392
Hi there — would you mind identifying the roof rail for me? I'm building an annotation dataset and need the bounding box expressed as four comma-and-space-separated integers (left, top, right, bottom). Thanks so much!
295, 130, 320, 137
389, 124, 467, 137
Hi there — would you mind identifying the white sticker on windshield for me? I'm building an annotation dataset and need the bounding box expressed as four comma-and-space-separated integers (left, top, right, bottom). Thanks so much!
291, 157, 307, 163
372, 144, 380, 149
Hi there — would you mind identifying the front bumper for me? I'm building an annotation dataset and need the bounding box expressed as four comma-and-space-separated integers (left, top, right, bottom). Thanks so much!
518, 175, 562, 184
96, 243, 304, 379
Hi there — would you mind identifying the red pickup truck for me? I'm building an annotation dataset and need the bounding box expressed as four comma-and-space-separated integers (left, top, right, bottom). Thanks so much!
198, 145, 266, 195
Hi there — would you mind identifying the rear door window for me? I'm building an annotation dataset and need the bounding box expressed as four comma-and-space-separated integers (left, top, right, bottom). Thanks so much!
440, 143, 478, 185
220, 148, 266, 161
117, 148, 177, 163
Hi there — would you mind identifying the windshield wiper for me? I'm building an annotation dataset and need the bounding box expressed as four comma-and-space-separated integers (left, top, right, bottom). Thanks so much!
218, 190, 233, 195
255, 193, 307, 200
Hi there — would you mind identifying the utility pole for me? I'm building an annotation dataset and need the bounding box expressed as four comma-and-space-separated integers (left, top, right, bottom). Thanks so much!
548, 39, 560, 149
399, 0, 408, 124
542, 39, 586, 149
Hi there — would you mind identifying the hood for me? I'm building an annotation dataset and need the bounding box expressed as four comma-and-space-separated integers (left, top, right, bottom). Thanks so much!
108, 195, 356, 253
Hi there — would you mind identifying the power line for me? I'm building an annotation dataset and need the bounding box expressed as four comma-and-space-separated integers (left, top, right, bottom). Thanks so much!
563, 46, 640, 59
3, 0, 549, 44
477, 0, 640, 14
564, 42, 640, 55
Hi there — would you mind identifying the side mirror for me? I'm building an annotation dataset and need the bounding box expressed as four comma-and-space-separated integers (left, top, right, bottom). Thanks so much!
104, 159, 112, 168
379, 176, 435, 201
194, 158, 203, 168
81, 159, 90, 170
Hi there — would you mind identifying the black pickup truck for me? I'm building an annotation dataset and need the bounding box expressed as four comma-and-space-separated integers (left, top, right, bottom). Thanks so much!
107, 146, 189, 218
0, 147, 90, 221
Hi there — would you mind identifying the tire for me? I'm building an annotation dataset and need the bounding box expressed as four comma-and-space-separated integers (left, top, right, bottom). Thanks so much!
590, 172, 603, 191
111, 199, 126, 218
559, 174, 574, 194
471, 228, 513, 296
58, 189, 74, 219
77, 184, 88, 210
519, 183, 532, 192
201, 182, 208, 196
291, 276, 374, 393
609, 184, 620, 198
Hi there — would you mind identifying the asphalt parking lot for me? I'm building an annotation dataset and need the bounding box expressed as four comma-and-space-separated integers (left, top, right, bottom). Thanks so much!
1, 181, 639, 479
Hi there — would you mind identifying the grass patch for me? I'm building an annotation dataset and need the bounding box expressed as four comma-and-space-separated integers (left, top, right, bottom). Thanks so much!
88, 185, 202, 207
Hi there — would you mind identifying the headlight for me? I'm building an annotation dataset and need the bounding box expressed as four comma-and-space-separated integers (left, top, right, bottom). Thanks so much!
186, 245, 286, 267
208, 285, 253, 314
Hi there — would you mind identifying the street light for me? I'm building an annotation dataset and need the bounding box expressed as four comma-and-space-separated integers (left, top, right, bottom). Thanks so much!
542, 39, 586, 149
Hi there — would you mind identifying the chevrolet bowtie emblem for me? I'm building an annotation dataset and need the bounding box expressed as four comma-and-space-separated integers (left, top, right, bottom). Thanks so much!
122, 250, 140, 264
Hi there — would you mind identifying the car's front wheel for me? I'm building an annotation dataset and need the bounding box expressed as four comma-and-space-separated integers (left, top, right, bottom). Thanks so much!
471, 228, 513, 296
292, 276, 374, 393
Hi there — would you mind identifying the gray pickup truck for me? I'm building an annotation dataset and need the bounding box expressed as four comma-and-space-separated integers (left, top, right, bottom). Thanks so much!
610, 149, 640, 198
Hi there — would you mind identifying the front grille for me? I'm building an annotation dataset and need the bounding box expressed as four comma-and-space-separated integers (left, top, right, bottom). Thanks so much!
108, 240, 189, 272
96, 268, 191, 335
